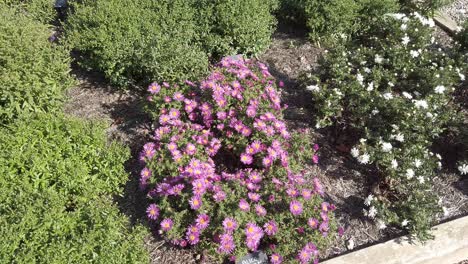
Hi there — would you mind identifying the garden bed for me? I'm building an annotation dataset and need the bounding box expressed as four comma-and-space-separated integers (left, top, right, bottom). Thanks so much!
64, 17, 468, 263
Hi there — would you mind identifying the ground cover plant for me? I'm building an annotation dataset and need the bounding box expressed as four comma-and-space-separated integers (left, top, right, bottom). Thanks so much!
140, 57, 336, 263
303, 12, 465, 240
65, 0, 278, 90
0, 3, 73, 124
1, 0, 57, 23
0, 113, 149, 263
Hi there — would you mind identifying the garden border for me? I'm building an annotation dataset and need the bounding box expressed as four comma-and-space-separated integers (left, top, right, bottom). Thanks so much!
322, 216, 468, 264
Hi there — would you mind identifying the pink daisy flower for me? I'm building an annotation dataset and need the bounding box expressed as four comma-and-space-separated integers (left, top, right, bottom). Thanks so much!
160, 218, 174, 232
290, 200, 303, 216
240, 153, 253, 165
146, 204, 160, 220
271, 253, 283, 264
222, 217, 238, 233
148, 82, 161, 94
189, 196, 202, 210
195, 214, 210, 230
263, 220, 278, 236
239, 199, 250, 212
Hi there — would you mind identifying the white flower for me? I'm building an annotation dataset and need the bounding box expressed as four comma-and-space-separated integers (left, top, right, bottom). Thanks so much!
442, 207, 449, 217
402, 92, 413, 99
381, 142, 392, 152
383, 93, 393, 100
401, 219, 409, 227
414, 159, 422, 168
364, 194, 374, 206
306, 84, 320, 92
375, 54, 384, 64
367, 82, 374, 92
388, 13, 406, 20
371, 109, 380, 115
364, 67, 371, 73
402, 35, 410, 45
358, 153, 370, 164
401, 24, 408, 31
377, 219, 387, 229
334, 89, 343, 96
459, 73, 466, 81
414, 100, 428, 109
410, 50, 419, 58
391, 159, 398, 169
395, 133, 404, 142
356, 73, 364, 85
417, 176, 425, 184
459, 164, 468, 175
406, 169, 415, 179
368, 206, 377, 218
351, 147, 360, 158
436, 154, 442, 160
437, 161, 442, 169
426, 112, 433, 118
434, 85, 445, 94
388, 82, 394, 87
347, 239, 355, 250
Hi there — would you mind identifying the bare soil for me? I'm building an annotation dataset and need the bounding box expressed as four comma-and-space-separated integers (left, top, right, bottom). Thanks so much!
64, 22, 468, 264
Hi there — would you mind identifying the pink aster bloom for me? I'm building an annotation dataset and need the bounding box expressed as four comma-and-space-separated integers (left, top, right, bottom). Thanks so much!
148, 82, 161, 94
255, 204, 267, 217
321, 202, 330, 212
302, 189, 312, 200
313, 178, 324, 196
146, 204, 160, 220
239, 199, 250, 212
169, 108, 180, 119
222, 217, 238, 233
248, 192, 261, 202
173, 91, 184, 101
249, 171, 262, 183
240, 153, 253, 165
312, 154, 319, 164
290, 200, 303, 216
263, 220, 278, 236
246, 106, 257, 117
286, 188, 299, 198
186, 231, 200, 245
160, 218, 174, 232
140, 167, 151, 179
189, 196, 202, 210
195, 214, 210, 230
319, 221, 330, 235
298, 246, 313, 264
218, 233, 236, 254
271, 253, 283, 264
251, 140, 263, 153
185, 143, 197, 155
308, 218, 319, 229
213, 190, 226, 202
262, 156, 273, 168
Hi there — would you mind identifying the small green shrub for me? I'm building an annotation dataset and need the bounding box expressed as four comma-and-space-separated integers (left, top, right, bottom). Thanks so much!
195, 0, 278, 57
399, 0, 453, 16
303, 13, 464, 240
278, 0, 399, 44
65, 0, 209, 88
0, 4, 73, 123
0, 114, 149, 263
1, 0, 56, 23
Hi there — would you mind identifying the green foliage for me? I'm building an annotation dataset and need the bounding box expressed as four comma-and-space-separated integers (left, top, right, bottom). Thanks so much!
65, 0, 209, 89
278, 0, 399, 44
195, 0, 278, 57
303, 13, 464, 240
0, 114, 149, 263
0, 0, 56, 23
0, 4, 73, 123
399, 0, 453, 15
65, 0, 278, 89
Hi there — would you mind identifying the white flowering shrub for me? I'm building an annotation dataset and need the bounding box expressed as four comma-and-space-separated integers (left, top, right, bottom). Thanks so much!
304, 13, 464, 239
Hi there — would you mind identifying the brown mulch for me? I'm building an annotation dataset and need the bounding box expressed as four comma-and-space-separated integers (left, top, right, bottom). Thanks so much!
64, 22, 468, 264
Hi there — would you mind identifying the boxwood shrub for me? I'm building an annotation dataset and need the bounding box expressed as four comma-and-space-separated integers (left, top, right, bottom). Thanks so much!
65, 0, 278, 89
2, 0, 57, 23
195, 0, 278, 57
0, 113, 149, 263
65, 0, 209, 89
0, 4, 73, 124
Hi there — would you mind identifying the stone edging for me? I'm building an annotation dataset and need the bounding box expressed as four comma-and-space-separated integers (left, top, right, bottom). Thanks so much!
322, 216, 468, 264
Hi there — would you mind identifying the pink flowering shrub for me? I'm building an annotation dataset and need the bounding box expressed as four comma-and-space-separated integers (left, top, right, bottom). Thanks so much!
140, 58, 336, 263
